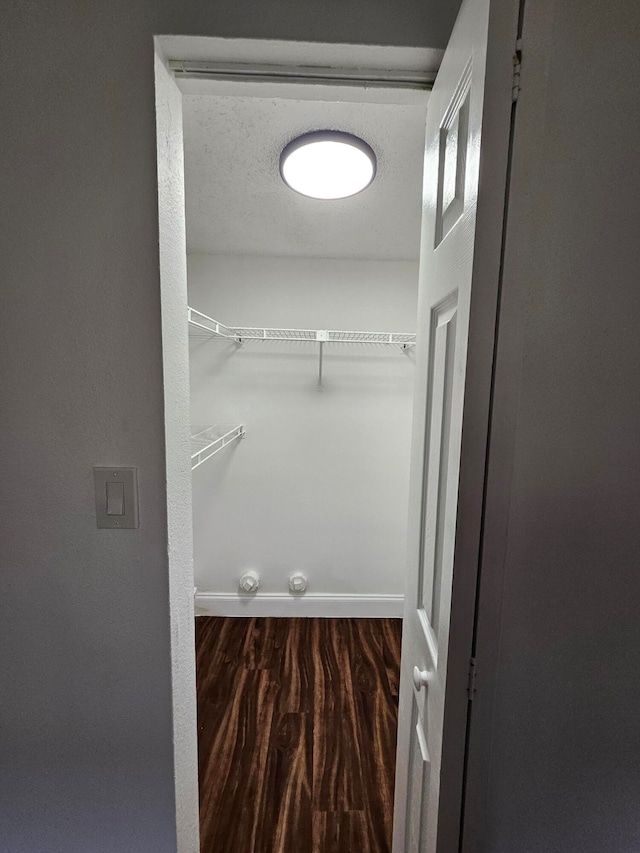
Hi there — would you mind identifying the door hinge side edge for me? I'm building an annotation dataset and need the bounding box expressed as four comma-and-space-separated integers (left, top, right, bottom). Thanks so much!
467, 657, 478, 700
512, 38, 523, 102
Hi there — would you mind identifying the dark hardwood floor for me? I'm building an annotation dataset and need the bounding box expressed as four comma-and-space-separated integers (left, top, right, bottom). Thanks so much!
195, 616, 402, 853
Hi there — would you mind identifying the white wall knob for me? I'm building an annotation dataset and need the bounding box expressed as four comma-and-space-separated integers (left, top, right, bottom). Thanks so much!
288, 572, 308, 594
239, 570, 260, 593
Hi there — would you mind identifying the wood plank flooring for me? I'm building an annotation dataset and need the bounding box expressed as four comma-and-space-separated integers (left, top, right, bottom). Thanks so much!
195, 617, 402, 853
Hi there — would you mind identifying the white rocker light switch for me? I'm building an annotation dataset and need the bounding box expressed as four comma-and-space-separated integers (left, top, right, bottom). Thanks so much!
106, 481, 125, 515
94, 467, 139, 528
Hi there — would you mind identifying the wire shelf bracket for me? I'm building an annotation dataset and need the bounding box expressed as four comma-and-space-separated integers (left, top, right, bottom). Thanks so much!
191, 425, 246, 470
188, 307, 242, 342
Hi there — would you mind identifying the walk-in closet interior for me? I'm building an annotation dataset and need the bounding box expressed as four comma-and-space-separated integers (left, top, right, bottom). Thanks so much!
186, 86, 426, 613
174, 48, 429, 851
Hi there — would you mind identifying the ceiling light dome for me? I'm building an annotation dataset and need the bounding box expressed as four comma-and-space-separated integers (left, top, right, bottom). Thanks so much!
280, 130, 377, 200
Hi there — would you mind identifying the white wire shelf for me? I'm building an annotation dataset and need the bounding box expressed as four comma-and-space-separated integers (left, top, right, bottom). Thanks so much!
188, 305, 416, 390
191, 424, 245, 470
187, 306, 416, 347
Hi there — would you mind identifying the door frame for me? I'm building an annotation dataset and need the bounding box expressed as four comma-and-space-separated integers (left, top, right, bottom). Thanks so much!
153, 19, 519, 849
154, 36, 440, 850
436, 2, 523, 849
443, 3, 527, 850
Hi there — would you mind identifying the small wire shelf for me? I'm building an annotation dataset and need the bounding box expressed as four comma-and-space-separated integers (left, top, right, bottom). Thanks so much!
191, 424, 245, 470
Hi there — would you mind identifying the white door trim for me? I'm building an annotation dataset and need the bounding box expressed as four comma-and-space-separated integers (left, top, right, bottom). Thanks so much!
154, 49, 200, 853
156, 36, 442, 84
156, 36, 437, 107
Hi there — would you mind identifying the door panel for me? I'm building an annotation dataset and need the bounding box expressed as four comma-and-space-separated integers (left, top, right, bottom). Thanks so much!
435, 65, 472, 247
406, 701, 431, 851
392, 0, 507, 848
419, 296, 458, 636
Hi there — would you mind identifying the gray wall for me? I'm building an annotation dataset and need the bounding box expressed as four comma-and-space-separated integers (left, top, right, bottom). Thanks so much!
0, 1, 458, 851
467, 1, 640, 850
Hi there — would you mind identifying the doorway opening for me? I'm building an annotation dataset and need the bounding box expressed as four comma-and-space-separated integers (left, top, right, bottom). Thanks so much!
155, 36, 431, 851
154, 6, 513, 847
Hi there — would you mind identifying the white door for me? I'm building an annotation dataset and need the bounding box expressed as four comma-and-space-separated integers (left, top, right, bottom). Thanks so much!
393, 0, 517, 849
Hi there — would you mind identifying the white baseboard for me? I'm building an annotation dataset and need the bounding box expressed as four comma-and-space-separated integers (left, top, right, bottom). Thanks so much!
194, 591, 404, 618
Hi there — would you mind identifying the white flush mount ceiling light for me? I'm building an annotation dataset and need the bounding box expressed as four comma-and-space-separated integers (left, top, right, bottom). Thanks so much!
280, 130, 377, 200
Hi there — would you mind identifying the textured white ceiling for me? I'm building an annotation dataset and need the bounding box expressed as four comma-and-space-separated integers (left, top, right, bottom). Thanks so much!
182, 93, 427, 260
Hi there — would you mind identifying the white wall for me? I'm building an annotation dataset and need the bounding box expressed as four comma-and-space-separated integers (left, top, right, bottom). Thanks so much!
464, 1, 640, 851
0, 1, 458, 850
188, 253, 417, 612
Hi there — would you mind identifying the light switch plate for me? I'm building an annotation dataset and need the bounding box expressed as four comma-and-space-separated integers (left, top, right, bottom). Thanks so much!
94, 467, 139, 529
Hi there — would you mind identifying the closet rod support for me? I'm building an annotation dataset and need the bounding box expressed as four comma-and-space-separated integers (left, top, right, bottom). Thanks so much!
317, 341, 324, 391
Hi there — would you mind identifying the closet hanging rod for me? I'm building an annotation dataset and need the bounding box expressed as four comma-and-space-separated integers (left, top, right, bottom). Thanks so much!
187, 306, 417, 347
